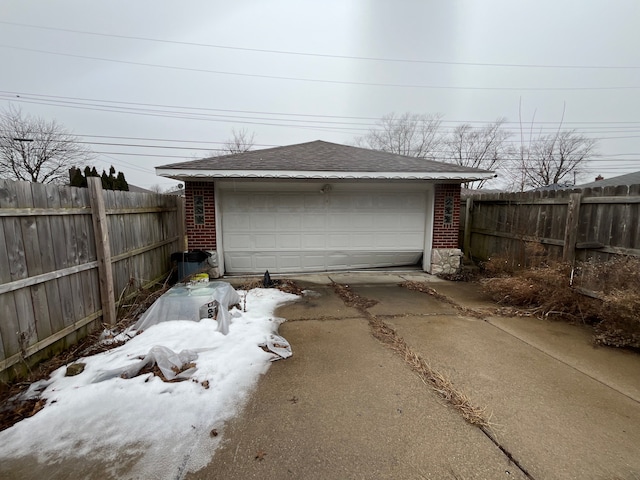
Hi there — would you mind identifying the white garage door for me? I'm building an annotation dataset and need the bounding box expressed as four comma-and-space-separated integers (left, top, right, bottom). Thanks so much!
221, 189, 427, 273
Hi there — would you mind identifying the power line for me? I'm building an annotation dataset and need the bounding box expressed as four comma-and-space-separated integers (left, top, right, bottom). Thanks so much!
2, 44, 639, 91
2, 21, 639, 70
3, 91, 640, 128
4, 96, 640, 140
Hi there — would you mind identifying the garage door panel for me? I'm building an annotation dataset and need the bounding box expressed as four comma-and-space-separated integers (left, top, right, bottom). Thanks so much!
376, 213, 400, 229
277, 234, 301, 248
252, 214, 276, 230
328, 214, 354, 229
301, 254, 326, 270
277, 214, 302, 229
351, 214, 373, 228
254, 255, 278, 270
303, 195, 325, 209
225, 233, 253, 249
251, 194, 278, 210
221, 190, 427, 273
254, 234, 276, 249
375, 233, 423, 248
302, 234, 325, 249
227, 254, 253, 270
351, 234, 373, 248
328, 194, 353, 210
328, 234, 350, 248
224, 213, 251, 230
277, 194, 305, 210
302, 214, 326, 229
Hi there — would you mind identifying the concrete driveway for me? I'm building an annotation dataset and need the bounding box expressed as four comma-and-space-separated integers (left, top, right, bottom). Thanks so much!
192, 272, 640, 480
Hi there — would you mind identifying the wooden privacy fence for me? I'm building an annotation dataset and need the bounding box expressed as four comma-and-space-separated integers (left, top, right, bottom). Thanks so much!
461, 184, 640, 265
0, 178, 185, 378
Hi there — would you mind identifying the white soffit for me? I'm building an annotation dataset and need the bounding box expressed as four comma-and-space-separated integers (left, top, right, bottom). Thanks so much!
156, 169, 495, 181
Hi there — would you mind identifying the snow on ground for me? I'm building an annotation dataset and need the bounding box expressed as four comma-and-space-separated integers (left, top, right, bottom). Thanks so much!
0, 287, 298, 480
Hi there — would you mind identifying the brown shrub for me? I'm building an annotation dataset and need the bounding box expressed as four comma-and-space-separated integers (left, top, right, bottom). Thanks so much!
481, 255, 640, 348
481, 263, 600, 323
595, 290, 640, 348
575, 256, 640, 294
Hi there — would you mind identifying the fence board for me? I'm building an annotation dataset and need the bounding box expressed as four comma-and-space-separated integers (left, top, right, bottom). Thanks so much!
0, 223, 17, 360
0, 180, 182, 378
631, 184, 640, 249
463, 184, 640, 265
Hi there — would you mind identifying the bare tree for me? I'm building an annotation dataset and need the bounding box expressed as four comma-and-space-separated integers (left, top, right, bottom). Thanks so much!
443, 119, 511, 189
355, 112, 443, 159
222, 128, 256, 155
519, 130, 596, 189
0, 106, 93, 184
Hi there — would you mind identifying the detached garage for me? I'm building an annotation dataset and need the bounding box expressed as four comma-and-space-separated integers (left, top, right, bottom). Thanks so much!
156, 140, 493, 275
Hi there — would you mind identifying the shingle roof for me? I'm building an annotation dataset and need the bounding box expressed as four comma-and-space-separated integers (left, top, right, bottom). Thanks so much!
157, 140, 491, 175
576, 171, 640, 188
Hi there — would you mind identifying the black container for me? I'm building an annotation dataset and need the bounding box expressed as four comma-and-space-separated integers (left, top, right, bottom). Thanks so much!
171, 250, 211, 281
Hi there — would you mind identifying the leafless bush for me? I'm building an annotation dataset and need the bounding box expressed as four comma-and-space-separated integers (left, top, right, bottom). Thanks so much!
481, 254, 640, 348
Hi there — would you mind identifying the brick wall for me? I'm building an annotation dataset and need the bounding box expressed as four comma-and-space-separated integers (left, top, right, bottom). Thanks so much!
432, 183, 461, 249
185, 181, 217, 250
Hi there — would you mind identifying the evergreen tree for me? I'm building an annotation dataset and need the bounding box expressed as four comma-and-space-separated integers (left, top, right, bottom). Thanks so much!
69, 167, 87, 187
116, 171, 129, 191
101, 171, 111, 190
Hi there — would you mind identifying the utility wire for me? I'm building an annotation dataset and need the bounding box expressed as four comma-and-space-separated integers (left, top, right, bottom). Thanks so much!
2, 21, 639, 70
1, 44, 638, 91
2, 91, 639, 127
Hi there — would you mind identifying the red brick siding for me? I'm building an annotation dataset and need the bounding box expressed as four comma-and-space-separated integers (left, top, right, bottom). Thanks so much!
432, 184, 461, 249
185, 181, 217, 250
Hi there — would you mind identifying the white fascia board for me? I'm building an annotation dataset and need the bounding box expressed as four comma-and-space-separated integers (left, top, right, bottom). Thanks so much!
156, 169, 495, 181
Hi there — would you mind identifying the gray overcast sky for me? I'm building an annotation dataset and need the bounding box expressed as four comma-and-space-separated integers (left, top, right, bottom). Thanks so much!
1, 0, 639, 189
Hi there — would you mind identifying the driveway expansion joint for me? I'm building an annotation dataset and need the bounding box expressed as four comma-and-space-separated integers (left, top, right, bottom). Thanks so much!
329, 280, 536, 480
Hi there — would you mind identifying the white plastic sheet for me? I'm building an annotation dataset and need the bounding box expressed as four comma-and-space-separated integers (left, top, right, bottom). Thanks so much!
261, 333, 292, 361
134, 282, 241, 335
92, 346, 198, 383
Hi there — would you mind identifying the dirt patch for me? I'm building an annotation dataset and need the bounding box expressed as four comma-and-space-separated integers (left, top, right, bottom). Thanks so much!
331, 282, 490, 427
238, 278, 305, 296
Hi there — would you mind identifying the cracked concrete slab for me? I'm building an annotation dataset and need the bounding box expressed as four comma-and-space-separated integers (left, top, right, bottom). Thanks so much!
386, 313, 640, 480
187, 316, 528, 480
351, 285, 458, 316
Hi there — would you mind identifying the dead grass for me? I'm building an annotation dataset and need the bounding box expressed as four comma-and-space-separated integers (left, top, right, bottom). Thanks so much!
481, 262, 601, 323
400, 281, 485, 319
480, 254, 640, 349
368, 316, 489, 426
596, 289, 640, 348
330, 282, 378, 309
331, 282, 490, 427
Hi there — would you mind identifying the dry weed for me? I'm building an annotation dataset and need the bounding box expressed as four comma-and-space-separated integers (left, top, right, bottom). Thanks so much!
481, 263, 600, 323
481, 255, 640, 348
332, 282, 490, 427
595, 290, 640, 348
368, 317, 489, 427
400, 281, 485, 319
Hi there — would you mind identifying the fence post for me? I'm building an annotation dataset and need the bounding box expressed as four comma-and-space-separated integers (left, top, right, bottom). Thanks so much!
463, 198, 474, 259
87, 177, 117, 326
562, 192, 582, 264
